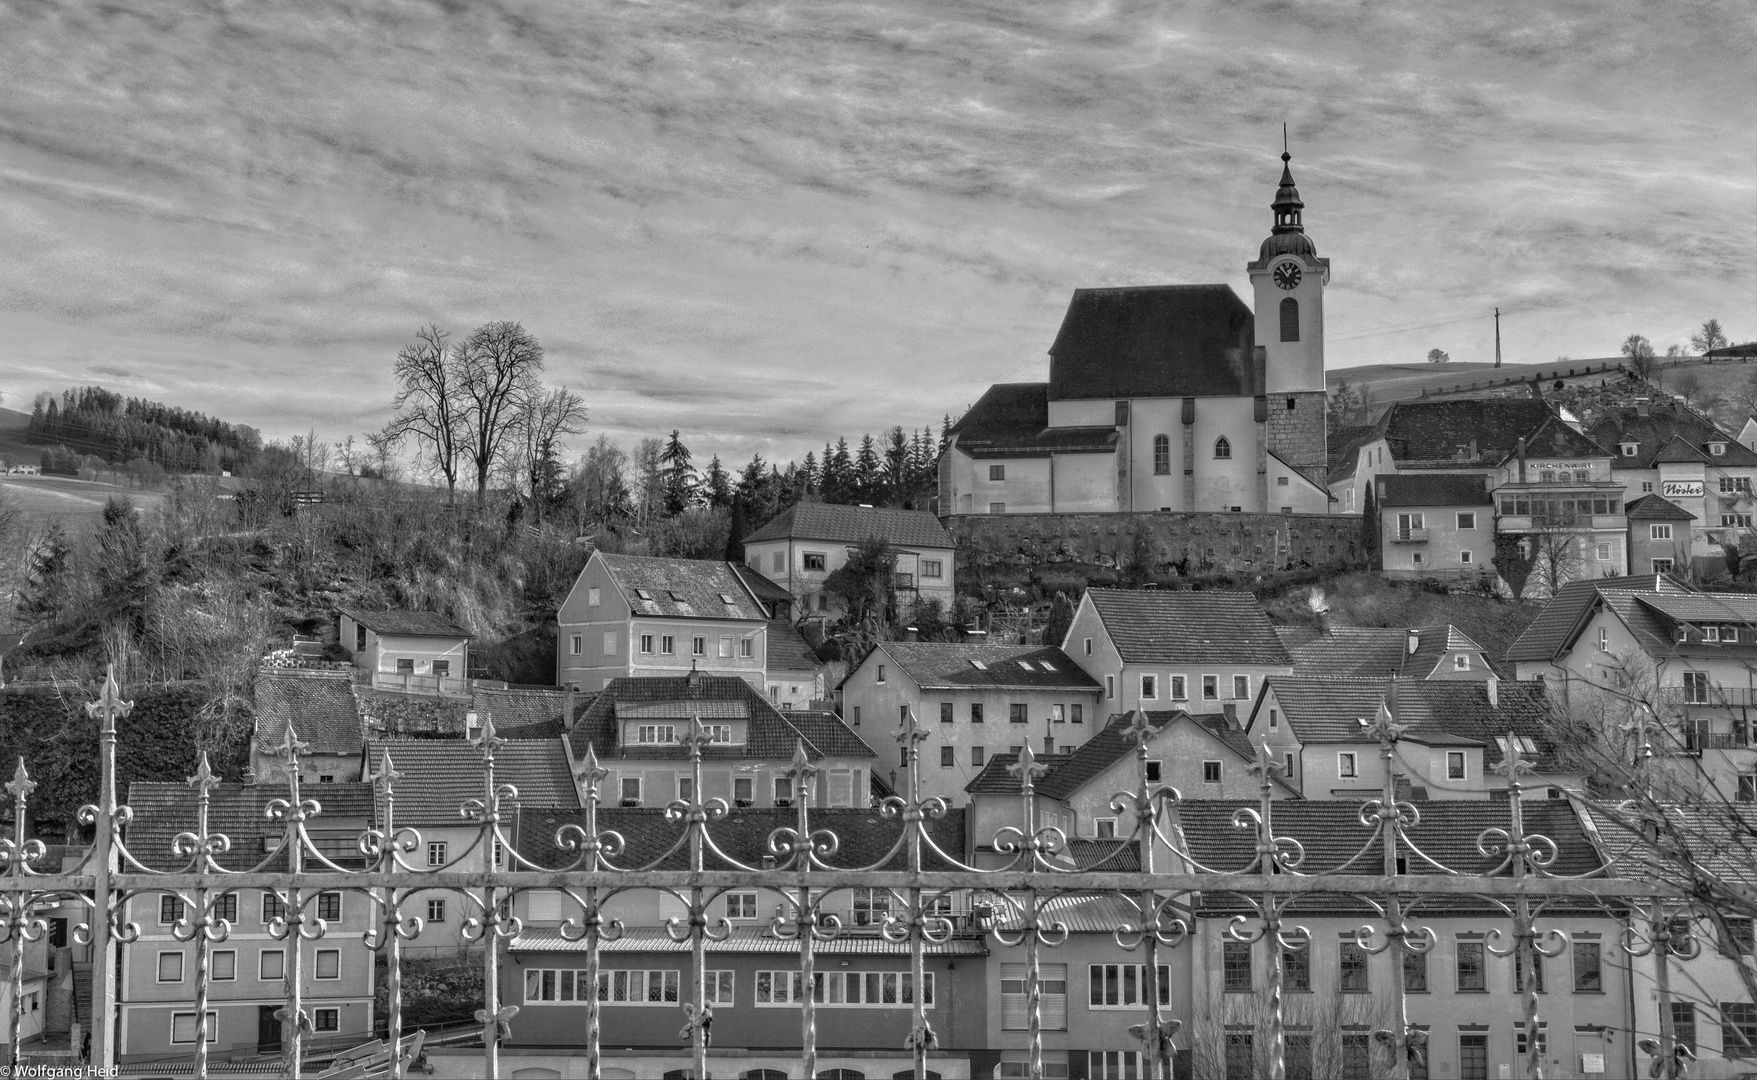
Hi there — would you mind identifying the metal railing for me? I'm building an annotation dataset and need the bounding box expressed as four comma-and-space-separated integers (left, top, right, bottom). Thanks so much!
0, 671, 1714, 1080
1661, 686, 1757, 710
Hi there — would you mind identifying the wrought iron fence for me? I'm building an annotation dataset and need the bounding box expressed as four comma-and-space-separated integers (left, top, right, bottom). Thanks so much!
0, 670, 1714, 1079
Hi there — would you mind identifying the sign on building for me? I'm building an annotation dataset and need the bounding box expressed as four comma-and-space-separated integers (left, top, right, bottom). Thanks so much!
1661, 481, 1704, 499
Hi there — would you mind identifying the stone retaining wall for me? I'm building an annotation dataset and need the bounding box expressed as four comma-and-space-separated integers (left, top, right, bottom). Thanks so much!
947, 511, 1362, 578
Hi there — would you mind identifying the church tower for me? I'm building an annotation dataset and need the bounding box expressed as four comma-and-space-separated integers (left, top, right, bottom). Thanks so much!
1247, 147, 1330, 485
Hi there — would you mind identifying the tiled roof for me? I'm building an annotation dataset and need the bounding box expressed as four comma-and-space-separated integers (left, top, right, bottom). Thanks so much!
766, 622, 823, 674
730, 564, 795, 607
1261, 677, 1388, 742
1504, 413, 1610, 464
595, 553, 767, 621
1046, 285, 1259, 400
1177, 798, 1602, 887
1586, 402, 1757, 469
783, 710, 878, 758
875, 643, 1101, 691
510, 806, 965, 871
1372, 398, 1558, 466
1624, 494, 1696, 522
948, 384, 1120, 459
125, 782, 374, 871
1376, 474, 1491, 508
964, 710, 1266, 800
1634, 592, 1757, 624
1066, 841, 1142, 872
1087, 589, 1290, 666
510, 926, 987, 956
1502, 576, 1685, 663
994, 892, 1143, 932
965, 753, 1026, 795
743, 503, 954, 550
364, 738, 580, 824
337, 607, 471, 638
1578, 800, 1757, 888
476, 687, 572, 739
1291, 628, 1410, 678
254, 669, 361, 757
355, 687, 470, 738
1274, 626, 1322, 652
1404, 625, 1494, 678
1651, 434, 1713, 464
569, 674, 874, 761
1174, 711, 1257, 763
1386, 679, 1563, 770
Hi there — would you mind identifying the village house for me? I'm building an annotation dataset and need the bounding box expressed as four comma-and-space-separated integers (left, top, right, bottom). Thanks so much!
940, 152, 1332, 516
555, 552, 771, 692
763, 620, 826, 711
1288, 624, 1500, 681
741, 501, 957, 622
1062, 588, 1293, 717
1504, 576, 1757, 803
118, 780, 377, 1063
1625, 494, 1697, 577
569, 671, 877, 811
1177, 799, 1633, 1080
337, 607, 472, 694
1375, 474, 1496, 582
838, 642, 1102, 806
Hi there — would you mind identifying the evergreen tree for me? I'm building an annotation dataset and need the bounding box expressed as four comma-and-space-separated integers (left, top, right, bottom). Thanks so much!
801, 451, 819, 493
823, 439, 853, 503
853, 435, 882, 504
93, 497, 153, 634
940, 415, 953, 455
724, 495, 747, 562
1360, 482, 1380, 570
703, 454, 733, 509
883, 426, 908, 504
659, 429, 697, 516
17, 523, 71, 626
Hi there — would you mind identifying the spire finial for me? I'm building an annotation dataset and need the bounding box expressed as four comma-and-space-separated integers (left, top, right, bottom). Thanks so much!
1282, 122, 1288, 161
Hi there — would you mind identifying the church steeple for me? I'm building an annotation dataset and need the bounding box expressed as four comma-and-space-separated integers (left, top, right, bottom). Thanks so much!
1271, 150, 1304, 234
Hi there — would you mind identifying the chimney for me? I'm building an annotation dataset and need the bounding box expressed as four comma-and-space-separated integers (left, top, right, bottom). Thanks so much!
1406, 630, 1419, 656
563, 685, 577, 731
1516, 436, 1527, 483
242, 768, 257, 787
1486, 679, 1498, 708
1637, 402, 1651, 417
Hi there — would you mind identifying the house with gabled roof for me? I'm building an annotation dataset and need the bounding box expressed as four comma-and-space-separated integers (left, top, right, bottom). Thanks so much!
1246, 676, 1581, 800
556, 551, 771, 692
763, 620, 825, 711
839, 642, 1102, 806
568, 671, 876, 812
940, 152, 1335, 519
1063, 588, 1292, 717
740, 501, 956, 621
1626, 494, 1696, 578
1589, 401, 1757, 576
1504, 575, 1757, 803
1375, 474, 1495, 581
337, 606, 472, 694
1173, 798, 1632, 1080
1289, 625, 1499, 681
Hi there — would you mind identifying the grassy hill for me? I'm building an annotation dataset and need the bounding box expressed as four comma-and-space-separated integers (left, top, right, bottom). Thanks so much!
1329, 357, 1625, 408
0, 407, 34, 464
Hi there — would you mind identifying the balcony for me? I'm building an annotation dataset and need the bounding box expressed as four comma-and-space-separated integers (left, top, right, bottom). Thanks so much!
1661, 686, 1757, 709
1389, 528, 1429, 543
1495, 514, 1625, 533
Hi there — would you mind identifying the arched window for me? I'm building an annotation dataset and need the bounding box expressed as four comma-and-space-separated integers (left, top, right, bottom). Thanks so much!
1214, 437, 1232, 460
1280, 297, 1300, 342
1153, 434, 1171, 474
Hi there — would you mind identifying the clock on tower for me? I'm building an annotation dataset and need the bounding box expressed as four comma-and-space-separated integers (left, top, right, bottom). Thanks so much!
1272, 262, 1302, 290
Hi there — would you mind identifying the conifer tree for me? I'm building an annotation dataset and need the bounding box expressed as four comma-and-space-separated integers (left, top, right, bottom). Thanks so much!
801, 451, 819, 493
703, 454, 732, 509
659, 429, 696, 516
854, 435, 882, 504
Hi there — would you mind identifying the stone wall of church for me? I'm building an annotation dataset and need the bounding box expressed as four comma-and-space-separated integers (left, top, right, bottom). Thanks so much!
946, 510, 1361, 578
1266, 390, 1328, 484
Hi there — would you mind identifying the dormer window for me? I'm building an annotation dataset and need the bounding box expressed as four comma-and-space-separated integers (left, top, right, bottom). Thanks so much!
1725, 626, 1741, 643
1711, 443, 1728, 456
633, 588, 654, 601
1705, 627, 1721, 643
1621, 443, 1638, 457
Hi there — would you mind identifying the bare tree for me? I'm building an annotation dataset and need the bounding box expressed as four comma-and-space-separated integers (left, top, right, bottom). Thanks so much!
1529, 527, 1587, 598
454, 321, 545, 501
1693, 319, 1730, 356
1624, 334, 1658, 381
384, 325, 464, 503
632, 437, 664, 527
510, 385, 588, 526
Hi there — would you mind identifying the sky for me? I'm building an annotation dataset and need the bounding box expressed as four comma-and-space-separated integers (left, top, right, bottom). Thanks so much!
2, 0, 1754, 469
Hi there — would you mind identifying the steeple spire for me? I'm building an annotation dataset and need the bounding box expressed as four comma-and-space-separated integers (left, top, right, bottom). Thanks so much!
1272, 132, 1304, 235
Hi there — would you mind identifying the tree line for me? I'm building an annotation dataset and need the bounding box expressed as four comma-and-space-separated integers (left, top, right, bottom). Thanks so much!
27, 386, 263, 475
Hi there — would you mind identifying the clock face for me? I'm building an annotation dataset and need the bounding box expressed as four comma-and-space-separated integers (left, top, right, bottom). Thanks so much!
1273, 262, 1302, 290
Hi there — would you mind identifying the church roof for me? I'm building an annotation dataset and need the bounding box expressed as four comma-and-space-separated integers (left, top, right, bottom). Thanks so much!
1046, 285, 1259, 401
948, 384, 1118, 459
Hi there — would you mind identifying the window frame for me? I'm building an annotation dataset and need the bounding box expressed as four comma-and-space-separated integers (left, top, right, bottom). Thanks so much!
315, 948, 341, 980
1338, 751, 1358, 779
156, 950, 184, 983
169, 1011, 220, 1045
1214, 437, 1232, 460
1202, 760, 1222, 784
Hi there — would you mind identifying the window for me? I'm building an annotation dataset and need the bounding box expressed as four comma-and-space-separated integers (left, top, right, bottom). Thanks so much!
587, 586, 600, 606
1643, 481, 1654, 493
1203, 675, 1218, 700
1338, 752, 1358, 779
1404, 948, 1428, 992
1106, 675, 1115, 700
1723, 916, 1755, 954
313, 1007, 339, 1032
1653, 558, 1675, 573
1672, 1001, 1698, 1053
1087, 964, 1172, 1007
157, 951, 183, 982
1203, 761, 1222, 784
639, 634, 654, 654
1653, 524, 1674, 541
678, 777, 695, 803
262, 892, 286, 924
427, 841, 448, 867
427, 898, 446, 923
1280, 297, 1299, 341
852, 888, 893, 927
260, 950, 285, 981
316, 949, 340, 979
1168, 675, 1187, 701
989, 464, 1005, 481
966, 702, 983, 725
1339, 941, 1369, 992
700, 970, 735, 1007
691, 637, 706, 656
1214, 437, 1232, 459
637, 724, 678, 744
1115, 400, 1130, 426
1284, 943, 1310, 991
939, 746, 954, 768
875, 664, 886, 684
1094, 819, 1116, 839
1457, 511, 1476, 530
1285, 752, 1296, 777
971, 746, 984, 767
1572, 940, 1602, 991
1685, 671, 1711, 705
1460, 549, 1474, 565
1459, 1033, 1489, 1080
1232, 674, 1250, 700
851, 707, 861, 725
726, 892, 758, 920
208, 893, 237, 924
921, 559, 942, 578
1145, 761, 1162, 783
169, 1012, 219, 1044
569, 635, 582, 656
1725, 1002, 1757, 1057
1140, 674, 1158, 700
661, 635, 676, 655
597, 969, 682, 1004
1706, 626, 1721, 642
1515, 1022, 1547, 1057
1001, 1053, 1070, 1080
1596, 542, 1612, 561
160, 895, 184, 925
1223, 940, 1252, 991
1050, 704, 1064, 724
620, 777, 642, 805
1454, 653, 1471, 671
1009, 703, 1027, 724
1225, 1029, 1254, 1080
1083, 637, 1092, 656
1727, 626, 1742, 643
1447, 752, 1466, 779
1456, 940, 1485, 990
989, 502, 1006, 514
1153, 435, 1171, 474
1090, 1051, 1142, 1080
1071, 704, 1083, 724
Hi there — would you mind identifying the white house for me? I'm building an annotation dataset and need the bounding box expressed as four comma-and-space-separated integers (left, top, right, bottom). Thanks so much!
337, 607, 472, 695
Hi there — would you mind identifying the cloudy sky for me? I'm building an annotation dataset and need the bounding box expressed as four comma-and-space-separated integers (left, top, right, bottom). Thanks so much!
2, 0, 1753, 467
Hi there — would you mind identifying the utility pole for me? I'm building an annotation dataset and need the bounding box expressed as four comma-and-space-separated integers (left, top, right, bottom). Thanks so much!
1494, 307, 1502, 368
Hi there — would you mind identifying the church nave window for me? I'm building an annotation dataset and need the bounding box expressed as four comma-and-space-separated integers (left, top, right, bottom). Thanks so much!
1214, 437, 1232, 460
1153, 435, 1170, 474
1280, 297, 1299, 342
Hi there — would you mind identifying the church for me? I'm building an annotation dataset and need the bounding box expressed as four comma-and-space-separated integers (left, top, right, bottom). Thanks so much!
939, 152, 1332, 516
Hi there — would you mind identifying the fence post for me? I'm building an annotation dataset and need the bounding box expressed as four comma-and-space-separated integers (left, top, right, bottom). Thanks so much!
83, 666, 130, 1072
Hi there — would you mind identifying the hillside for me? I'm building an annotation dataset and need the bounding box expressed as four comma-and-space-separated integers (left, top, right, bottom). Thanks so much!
0, 407, 33, 463
1329, 357, 1624, 408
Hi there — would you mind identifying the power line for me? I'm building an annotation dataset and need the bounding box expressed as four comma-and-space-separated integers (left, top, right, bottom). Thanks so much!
1329, 310, 1504, 343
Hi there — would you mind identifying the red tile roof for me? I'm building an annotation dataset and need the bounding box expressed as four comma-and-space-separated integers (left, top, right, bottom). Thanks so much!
365, 738, 580, 824
254, 669, 362, 757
